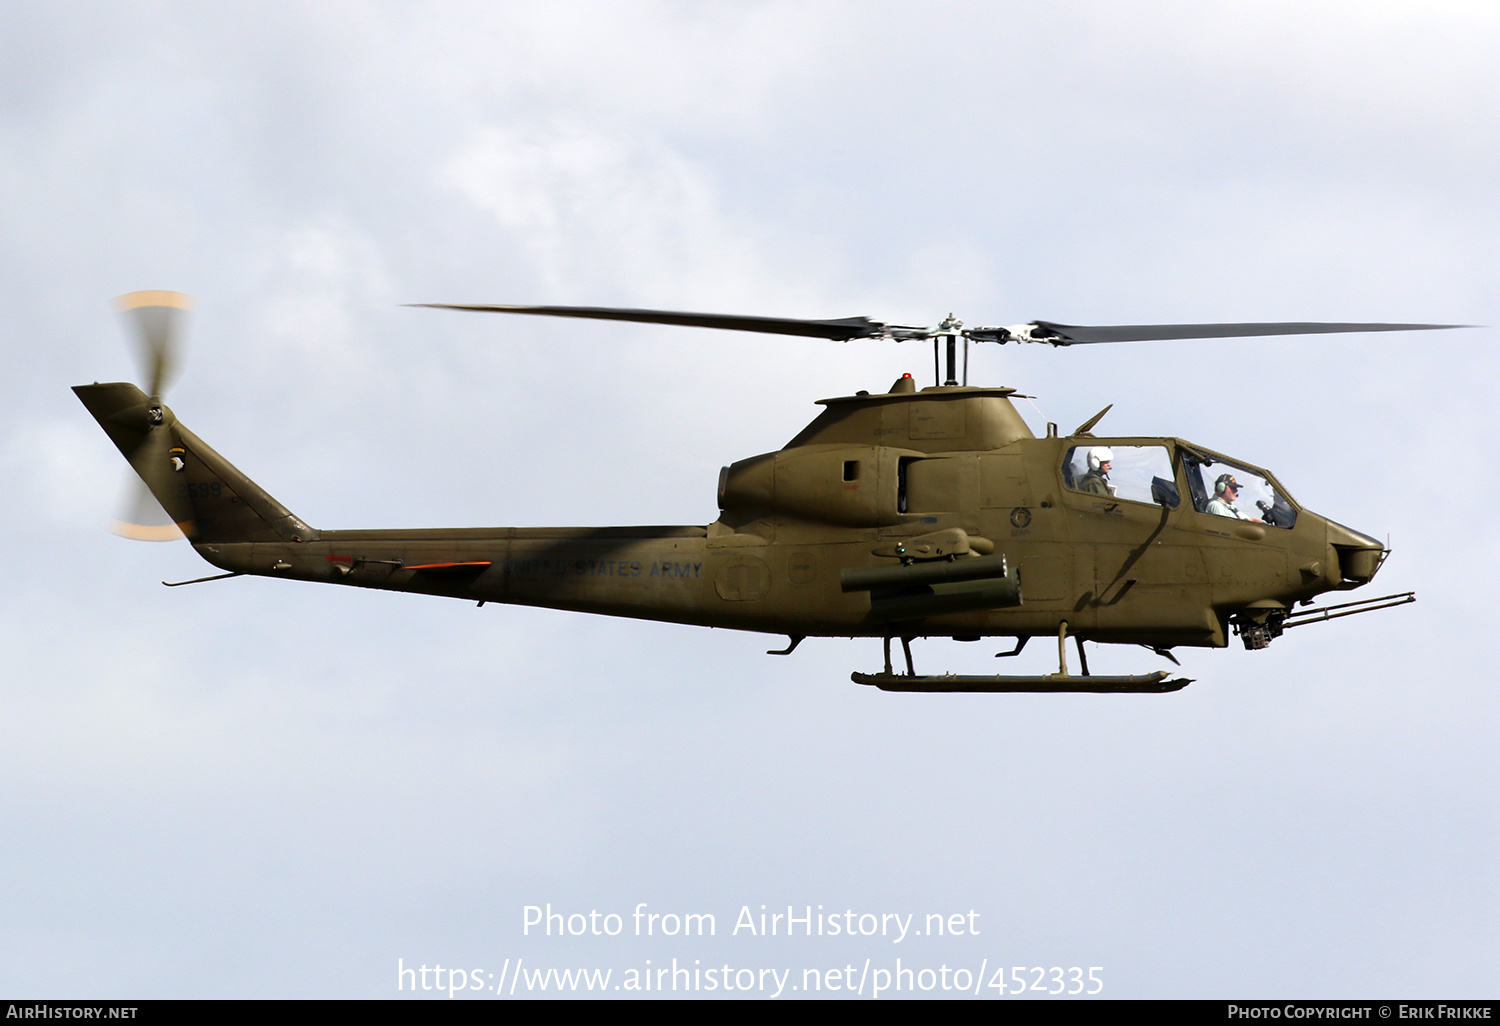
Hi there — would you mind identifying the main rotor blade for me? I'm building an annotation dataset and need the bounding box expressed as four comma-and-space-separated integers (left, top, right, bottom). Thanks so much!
1026, 320, 1466, 345
117, 290, 191, 397
413, 303, 886, 341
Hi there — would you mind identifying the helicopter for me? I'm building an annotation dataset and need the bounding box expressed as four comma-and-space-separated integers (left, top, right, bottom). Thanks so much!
76, 292, 1452, 694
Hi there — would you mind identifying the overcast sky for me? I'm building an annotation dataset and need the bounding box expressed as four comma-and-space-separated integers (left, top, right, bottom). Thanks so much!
1, 0, 1495, 999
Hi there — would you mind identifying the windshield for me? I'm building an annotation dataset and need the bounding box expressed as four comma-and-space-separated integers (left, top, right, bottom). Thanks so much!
1181, 448, 1297, 529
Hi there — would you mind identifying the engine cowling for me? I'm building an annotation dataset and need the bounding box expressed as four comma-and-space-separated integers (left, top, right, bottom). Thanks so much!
718, 445, 903, 526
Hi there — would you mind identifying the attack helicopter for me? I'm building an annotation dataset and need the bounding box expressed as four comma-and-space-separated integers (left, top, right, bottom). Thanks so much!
76, 292, 1450, 693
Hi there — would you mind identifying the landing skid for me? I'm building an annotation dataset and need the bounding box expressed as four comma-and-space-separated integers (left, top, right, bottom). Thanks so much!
860, 621, 1194, 693
851, 671, 1194, 694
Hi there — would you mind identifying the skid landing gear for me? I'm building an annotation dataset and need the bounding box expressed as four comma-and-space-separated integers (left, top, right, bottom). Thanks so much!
851, 671, 1193, 693
881, 635, 917, 676
853, 621, 1195, 694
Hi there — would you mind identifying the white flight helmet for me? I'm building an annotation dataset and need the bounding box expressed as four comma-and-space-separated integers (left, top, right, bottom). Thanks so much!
1087, 446, 1113, 473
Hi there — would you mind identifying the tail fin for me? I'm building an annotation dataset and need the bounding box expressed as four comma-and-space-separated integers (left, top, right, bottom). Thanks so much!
74, 382, 317, 544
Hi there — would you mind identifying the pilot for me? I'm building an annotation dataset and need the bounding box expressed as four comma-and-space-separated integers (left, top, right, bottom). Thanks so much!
1206, 473, 1262, 522
1076, 446, 1115, 496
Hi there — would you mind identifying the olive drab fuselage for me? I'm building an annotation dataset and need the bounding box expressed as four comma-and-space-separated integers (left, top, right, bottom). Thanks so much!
76, 374, 1386, 652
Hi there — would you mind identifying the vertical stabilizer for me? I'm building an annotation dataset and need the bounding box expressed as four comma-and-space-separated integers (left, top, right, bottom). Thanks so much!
74, 382, 316, 544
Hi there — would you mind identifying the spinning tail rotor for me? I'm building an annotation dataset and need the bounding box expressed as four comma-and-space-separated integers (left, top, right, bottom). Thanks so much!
110, 291, 194, 540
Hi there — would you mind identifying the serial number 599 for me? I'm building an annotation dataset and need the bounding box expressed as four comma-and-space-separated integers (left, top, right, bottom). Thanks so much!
999, 967, 1103, 995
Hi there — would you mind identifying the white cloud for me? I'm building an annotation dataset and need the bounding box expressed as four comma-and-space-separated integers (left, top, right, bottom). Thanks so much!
441, 119, 840, 314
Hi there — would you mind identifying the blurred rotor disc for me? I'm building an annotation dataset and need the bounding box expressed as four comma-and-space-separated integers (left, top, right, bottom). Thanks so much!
110, 291, 195, 541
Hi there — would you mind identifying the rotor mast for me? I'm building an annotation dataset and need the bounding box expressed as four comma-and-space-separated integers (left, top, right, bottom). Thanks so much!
935, 314, 967, 387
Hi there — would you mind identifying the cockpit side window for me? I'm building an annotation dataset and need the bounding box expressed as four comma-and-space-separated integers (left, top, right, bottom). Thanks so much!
1181, 449, 1297, 529
1063, 444, 1177, 508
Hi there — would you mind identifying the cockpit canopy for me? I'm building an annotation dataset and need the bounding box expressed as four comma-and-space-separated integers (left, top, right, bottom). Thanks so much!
1179, 446, 1298, 528
1061, 441, 1298, 529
